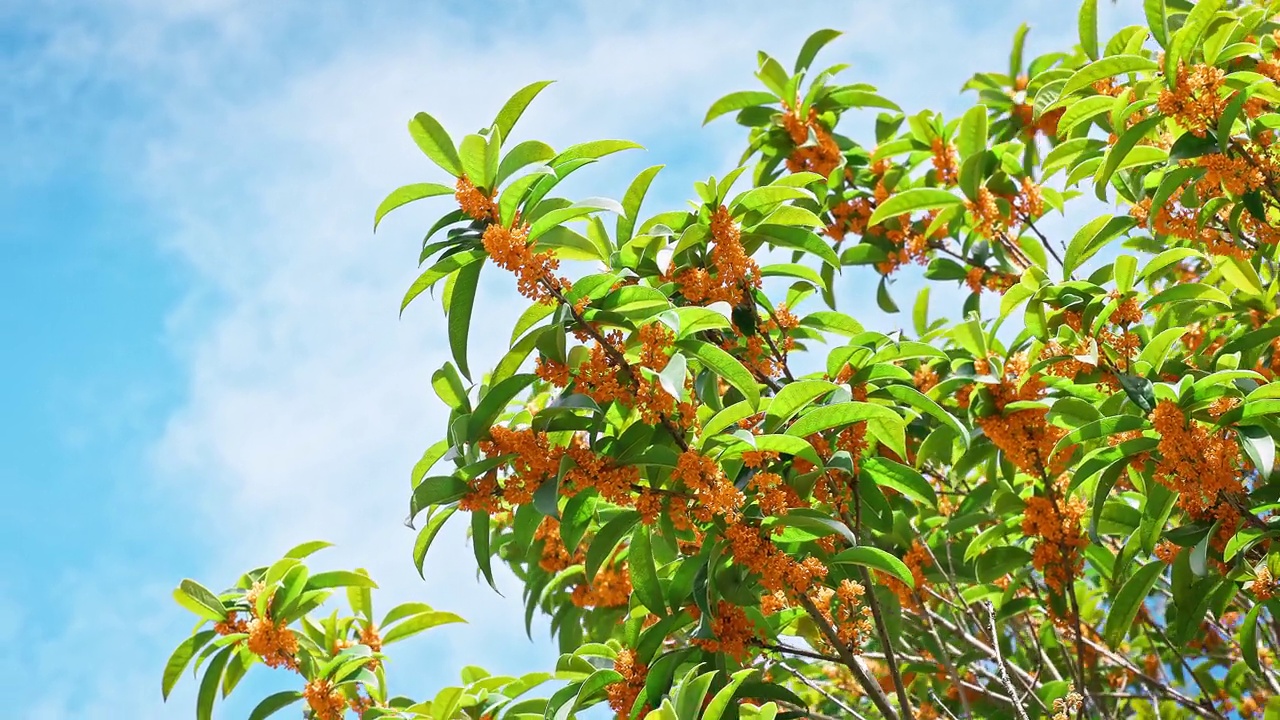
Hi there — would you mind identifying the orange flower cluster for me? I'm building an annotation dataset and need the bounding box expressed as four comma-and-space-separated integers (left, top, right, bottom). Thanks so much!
964, 266, 1018, 295
750, 470, 805, 516
692, 601, 761, 663
1011, 177, 1045, 220
1253, 567, 1278, 600
881, 541, 933, 609
724, 522, 828, 595
1150, 400, 1245, 519
914, 365, 939, 393
571, 564, 632, 609
1154, 539, 1180, 564
931, 138, 958, 185
608, 649, 649, 718
1198, 153, 1266, 197
1051, 684, 1084, 720
812, 580, 874, 651
534, 517, 632, 608
455, 176, 496, 221
1137, 192, 1249, 259
966, 187, 1005, 239
1012, 104, 1064, 138
1157, 65, 1229, 137
1022, 489, 1087, 592
781, 105, 842, 177
975, 354, 1066, 478
469, 427, 563, 508
638, 322, 675, 371
826, 197, 874, 243
677, 206, 760, 307
243, 581, 300, 670
481, 222, 567, 303
674, 449, 745, 522
874, 225, 932, 276
304, 678, 348, 720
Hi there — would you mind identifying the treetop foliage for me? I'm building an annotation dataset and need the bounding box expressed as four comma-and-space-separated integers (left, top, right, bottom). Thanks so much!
165, 1, 1280, 718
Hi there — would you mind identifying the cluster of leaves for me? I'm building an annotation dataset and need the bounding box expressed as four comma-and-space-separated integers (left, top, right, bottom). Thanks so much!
166, 0, 1280, 718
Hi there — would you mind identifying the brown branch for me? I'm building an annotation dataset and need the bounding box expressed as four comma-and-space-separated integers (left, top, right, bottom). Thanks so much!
983, 601, 1031, 720
793, 591, 900, 720
777, 664, 871, 720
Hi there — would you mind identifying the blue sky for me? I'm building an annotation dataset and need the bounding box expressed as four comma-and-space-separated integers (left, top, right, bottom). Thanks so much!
2, 1, 1141, 717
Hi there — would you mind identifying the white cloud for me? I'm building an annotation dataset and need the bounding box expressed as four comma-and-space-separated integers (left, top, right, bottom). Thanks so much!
14, 0, 1145, 716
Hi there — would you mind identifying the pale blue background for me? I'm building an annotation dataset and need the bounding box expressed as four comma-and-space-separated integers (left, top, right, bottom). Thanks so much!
2, 1, 1138, 716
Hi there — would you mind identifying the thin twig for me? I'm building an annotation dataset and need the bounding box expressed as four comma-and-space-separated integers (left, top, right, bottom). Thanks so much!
779, 663, 871, 720
984, 601, 1031, 720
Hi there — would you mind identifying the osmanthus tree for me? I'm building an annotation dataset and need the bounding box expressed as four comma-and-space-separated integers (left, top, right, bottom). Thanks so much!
163, 0, 1280, 718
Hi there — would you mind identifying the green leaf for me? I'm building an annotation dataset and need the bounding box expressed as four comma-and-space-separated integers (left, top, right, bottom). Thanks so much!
432, 363, 470, 411
496, 140, 557, 187
675, 669, 718, 720
374, 183, 454, 231
586, 511, 640, 583
618, 165, 664, 246
410, 476, 469, 520
414, 506, 457, 579
862, 456, 938, 507
1063, 214, 1137, 278
1137, 246, 1205, 281
785, 401, 901, 439
876, 276, 899, 314
867, 188, 964, 226
162, 631, 217, 700
459, 133, 489, 189
1060, 55, 1158, 97
1056, 95, 1115, 137
800, 311, 863, 337
1145, 0, 1168, 48
1079, 0, 1099, 60
401, 248, 486, 315
629, 525, 667, 616
957, 104, 988, 159
551, 140, 643, 166
307, 571, 379, 591
764, 380, 839, 432
247, 691, 304, 720
382, 610, 466, 644
1167, 0, 1227, 86
795, 29, 842, 72
409, 112, 462, 176
494, 80, 554, 140
1242, 601, 1268, 675
196, 646, 233, 720
448, 258, 482, 381
1095, 116, 1164, 200
975, 546, 1033, 583
704, 91, 779, 125
703, 669, 757, 720
768, 509, 857, 545
1103, 561, 1165, 647
913, 287, 930, 336
283, 540, 333, 559
678, 339, 761, 411
882, 385, 968, 446
467, 374, 540, 442
529, 197, 625, 241
1142, 282, 1232, 310
473, 510, 499, 593
1136, 324, 1182, 368
1010, 23, 1029, 77
174, 580, 227, 622
832, 546, 914, 587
